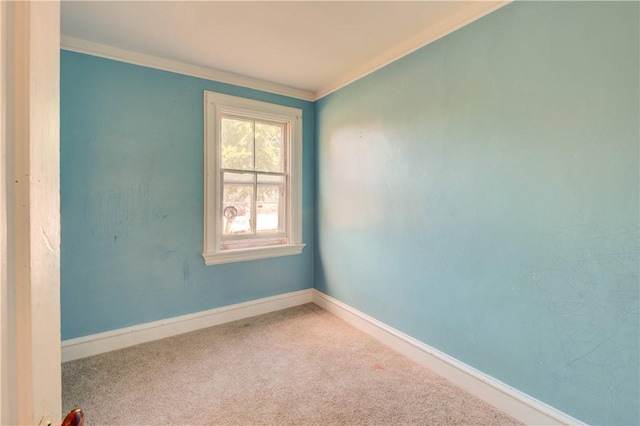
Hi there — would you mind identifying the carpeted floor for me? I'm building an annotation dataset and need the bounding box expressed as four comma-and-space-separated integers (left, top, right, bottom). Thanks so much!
62, 304, 521, 425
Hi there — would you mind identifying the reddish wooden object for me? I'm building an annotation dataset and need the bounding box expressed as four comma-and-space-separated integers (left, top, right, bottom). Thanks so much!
61, 408, 84, 426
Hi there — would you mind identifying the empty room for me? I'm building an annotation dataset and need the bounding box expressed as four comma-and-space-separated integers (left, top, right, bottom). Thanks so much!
2, 1, 638, 425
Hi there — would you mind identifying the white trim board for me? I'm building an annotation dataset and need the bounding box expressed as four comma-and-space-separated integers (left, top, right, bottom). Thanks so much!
60, 1, 511, 102
314, 0, 510, 100
60, 36, 315, 102
311, 290, 585, 426
61, 289, 313, 362
61, 287, 584, 425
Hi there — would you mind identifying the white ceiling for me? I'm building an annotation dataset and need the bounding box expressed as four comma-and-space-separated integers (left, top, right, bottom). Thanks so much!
61, 1, 509, 100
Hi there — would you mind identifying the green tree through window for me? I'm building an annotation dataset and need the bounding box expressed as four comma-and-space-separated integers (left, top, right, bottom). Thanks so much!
221, 116, 285, 237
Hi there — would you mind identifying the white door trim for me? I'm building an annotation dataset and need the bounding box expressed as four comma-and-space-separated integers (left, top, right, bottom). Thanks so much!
0, 2, 61, 424
0, 1, 7, 422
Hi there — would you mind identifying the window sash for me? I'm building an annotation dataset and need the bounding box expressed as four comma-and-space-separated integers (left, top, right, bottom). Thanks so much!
218, 162, 289, 243
219, 170, 287, 242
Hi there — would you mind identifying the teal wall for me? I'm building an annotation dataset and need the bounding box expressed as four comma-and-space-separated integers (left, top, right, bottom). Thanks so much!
315, 2, 638, 425
62, 1, 639, 425
61, 52, 315, 340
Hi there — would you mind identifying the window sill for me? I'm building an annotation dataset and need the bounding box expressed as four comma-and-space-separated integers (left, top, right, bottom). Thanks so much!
202, 243, 305, 265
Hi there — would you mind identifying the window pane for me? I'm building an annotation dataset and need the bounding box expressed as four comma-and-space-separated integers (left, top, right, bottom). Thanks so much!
255, 122, 284, 173
222, 184, 253, 235
257, 184, 284, 233
221, 117, 253, 170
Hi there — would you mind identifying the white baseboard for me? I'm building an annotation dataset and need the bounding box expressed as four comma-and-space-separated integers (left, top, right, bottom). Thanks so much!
61, 289, 313, 362
61, 287, 584, 425
311, 290, 584, 426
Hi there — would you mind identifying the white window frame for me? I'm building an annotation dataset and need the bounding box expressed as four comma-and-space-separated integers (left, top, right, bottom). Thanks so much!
202, 91, 305, 265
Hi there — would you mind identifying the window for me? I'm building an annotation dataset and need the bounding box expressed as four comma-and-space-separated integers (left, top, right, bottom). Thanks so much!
202, 91, 304, 265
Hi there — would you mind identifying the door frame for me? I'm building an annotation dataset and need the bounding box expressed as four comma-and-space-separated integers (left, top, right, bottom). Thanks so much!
1, 1, 62, 424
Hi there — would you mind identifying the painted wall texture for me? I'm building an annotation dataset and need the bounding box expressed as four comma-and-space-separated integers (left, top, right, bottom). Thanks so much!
61, 52, 315, 340
315, 2, 638, 425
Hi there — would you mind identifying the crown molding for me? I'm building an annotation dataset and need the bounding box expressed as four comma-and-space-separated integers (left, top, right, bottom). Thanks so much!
313, 0, 512, 100
60, 36, 316, 102
61, 1, 510, 102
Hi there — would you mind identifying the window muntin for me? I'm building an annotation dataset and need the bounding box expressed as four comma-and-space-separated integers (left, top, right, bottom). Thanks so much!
203, 91, 304, 265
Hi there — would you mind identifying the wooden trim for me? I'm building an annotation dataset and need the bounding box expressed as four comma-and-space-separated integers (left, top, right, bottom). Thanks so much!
0, 2, 7, 423
60, 2, 511, 102
311, 290, 585, 426
2, 2, 61, 424
203, 243, 305, 266
62, 289, 314, 362
314, 1, 512, 99
61, 286, 583, 424
60, 36, 315, 102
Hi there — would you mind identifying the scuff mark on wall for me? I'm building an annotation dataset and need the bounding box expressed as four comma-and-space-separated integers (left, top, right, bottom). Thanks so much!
157, 245, 177, 261
85, 154, 158, 240
182, 260, 192, 287
527, 224, 639, 421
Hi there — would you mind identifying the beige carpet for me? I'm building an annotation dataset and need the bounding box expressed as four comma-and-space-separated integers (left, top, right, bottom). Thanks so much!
62, 304, 520, 425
